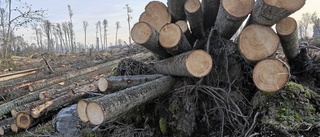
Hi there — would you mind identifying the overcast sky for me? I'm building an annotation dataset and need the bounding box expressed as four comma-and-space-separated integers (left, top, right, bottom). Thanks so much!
15, 0, 320, 47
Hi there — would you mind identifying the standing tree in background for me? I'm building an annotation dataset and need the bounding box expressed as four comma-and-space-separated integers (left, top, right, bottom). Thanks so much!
62, 22, 70, 52
311, 12, 320, 38
0, 0, 44, 60
41, 20, 52, 52
299, 13, 312, 40
98, 21, 103, 50
83, 21, 89, 51
56, 23, 65, 53
68, 5, 75, 52
124, 4, 133, 46
103, 19, 108, 49
96, 21, 100, 50
115, 21, 121, 46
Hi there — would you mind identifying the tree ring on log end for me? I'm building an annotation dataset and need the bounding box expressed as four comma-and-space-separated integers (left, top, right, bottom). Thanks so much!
87, 102, 104, 125
0, 127, 4, 135
253, 59, 290, 92
145, 1, 167, 12
16, 113, 31, 129
222, 0, 254, 18
28, 86, 34, 92
77, 100, 89, 122
10, 124, 18, 133
175, 20, 188, 33
239, 24, 279, 62
264, 0, 305, 11
184, 0, 201, 13
186, 50, 213, 77
98, 78, 108, 92
276, 17, 297, 36
159, 23, 182, 48
131, 22, 152, 45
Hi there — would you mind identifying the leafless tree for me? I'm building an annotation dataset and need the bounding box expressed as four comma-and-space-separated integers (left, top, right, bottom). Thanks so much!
103, 19, 108, 49
124, 4, 132, 45
68, 5, 75, 52
311, 12, 320, 38
62, 22, 70, 52
299, 13, 312, 40
96, 21, 100, 50
115, 21, 120, 45
98, 21, 103, 50
56, 23, 65, 53
83, 21, 89, 51
41, 20, 53, 52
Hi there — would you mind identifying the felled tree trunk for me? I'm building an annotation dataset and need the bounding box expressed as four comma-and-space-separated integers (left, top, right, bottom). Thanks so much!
0, 70, 37, 82
175, 20, 195, 45
153, 50, 212, 78
98, 74, 164, 92
202, 0, 220, 31
140, 1, 171, 32
250, 0, 306, 26
77, 96, 103, 123
253, 59, 290, 92
214, 0, 254, 39
0, 117, 14, 136
159, 23, 192, 55
238, 24, 280, 63
184, 0, 205, 39
131, 22, 171, 58
11, 100, 45, 117
167, 0, 187, 21
0, 68, 38, 78
86, 76, 176, 125
276, 17, 300, 63
16, 112, 36, 129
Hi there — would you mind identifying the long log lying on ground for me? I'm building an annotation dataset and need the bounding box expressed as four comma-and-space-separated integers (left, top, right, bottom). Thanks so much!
276, 17, 300, 63
202, 0, 220, 31
131, 22, 171, 58
214, 0, 254, 39
159, 23, 192, 55
0, 70, 37, 82
139, 1, 171, 32
239, 24, 280, 63
0, 117, 14, 135
253, 59, 290, 92
184, 0, 205, 39
86, 76, 176, 125
98, 74, 164, 92
250, 0, 306, 26
153, 50, 212, 77
11, 100, 45, 117
175, 20, 195, 45
28, 52, 153, 92
167, 0, 187, 21
77, 96, 103, 123
0, 68, 38, 78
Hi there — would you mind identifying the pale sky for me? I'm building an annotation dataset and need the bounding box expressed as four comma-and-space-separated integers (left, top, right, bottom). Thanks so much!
14, 0, 320, 47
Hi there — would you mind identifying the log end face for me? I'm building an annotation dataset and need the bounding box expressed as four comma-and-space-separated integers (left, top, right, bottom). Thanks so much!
28, 86, 34, 92
87, 102, 104, 125
239, 24, 280, 62
11, 109, 18, 117
16, 113, 31, 129
184, 0, 201, 13
175, 20, 188, 32
77, 100, 89, 122
98, 78, 108, 92
131, 22, 153, 45
276, 17, 297, 36
0, 127, 4, 135
159, 23, 182, 48
222, 0, 254, 18
186, 50, 213, 77
264, 0, 306, 11
253, 59, 290, 92
10, 124, 18, 133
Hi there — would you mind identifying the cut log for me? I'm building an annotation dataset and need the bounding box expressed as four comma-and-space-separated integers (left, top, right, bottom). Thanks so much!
31, 92, 85, 118
250, 0, 306, 26
86, 76, 176, 125
0, 68, 38, 78
175, 20, 195, 45
253, 59, 290, 92
202, 0, 220, 31
16, 112, 35, 129
131, 22, 171, 58
139, 1, 171, 32
276, 17, 300, 63
0, 117, 14, 135
77, 96, 103, 123
184, 0, 205, 39
0, 125, 10, 136
10, 123, 19, 133
28, 52, 153, 92
214, 0, 254, 39
159, 23, 192, 55
11, 100, 45, 117
239, 24, 280, 63
0, 70, 37, 82
167, 0, 187, 21
98, 74, 164, 92
153, 50, 212, 77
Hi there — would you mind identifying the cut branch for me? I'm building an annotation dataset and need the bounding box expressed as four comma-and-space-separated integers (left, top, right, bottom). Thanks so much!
184, 0, 205, 39
86, 76, 176, 125
153, 50, 212, 77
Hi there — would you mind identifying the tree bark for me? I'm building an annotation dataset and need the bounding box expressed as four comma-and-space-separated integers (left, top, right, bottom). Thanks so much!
98, 74, 164, 92
253, 59, 290, 92
0, 117, 14, 135
10, 123, 19, 133
276, 17, 300, 63
239, 24, 280, 63
167, 0, 187, 21
214, 0, 254, 39
159, 23, 192, 55
0, 70, 37, 82
184, 0, 205, 39
0, 68, 38, 78
139, 1, 171, 32
86, 76, 176, 125
153, 50, 212, 77
11, 100, 45, 117
77, 96, 103, 123
202, 0, 220, 31
175, 20, 195, 45
131, 22, 171, 58
250, 0, 306, 26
